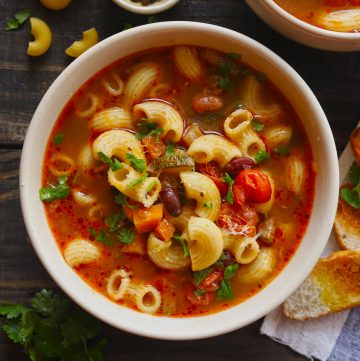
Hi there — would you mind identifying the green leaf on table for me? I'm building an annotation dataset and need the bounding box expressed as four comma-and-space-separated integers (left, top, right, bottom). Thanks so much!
5, 9, 31, 31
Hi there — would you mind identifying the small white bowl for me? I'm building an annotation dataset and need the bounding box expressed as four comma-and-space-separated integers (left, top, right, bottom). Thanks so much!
112, 0, 179, 14
245, 0, 360, 51
20, 21, 339, 340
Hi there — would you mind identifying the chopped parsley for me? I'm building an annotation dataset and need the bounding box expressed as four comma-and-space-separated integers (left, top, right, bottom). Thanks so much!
53, 133, 64, 146
39, 176, 70, 202
165, 142, 175, 157
118, 228, 135, 244
97, 152, 124, 171
105, 213, 126, 233
203, 202, 213, 209
147, 127, 163, 144
218, 61, 232, 90
114, 192, 139, 210
224, 263, 238, 279
216, 279, 233, 299
5, 9, 31, 31
147, 181, 157, 193
254, 150, 269, 163
0, 290, 105, 361
127, 172, 148, 189
193, 267, 213, 286
135, 121, 158, 140
223, 173, 234, 205
89, 228, 113, 246
173, 235, 189, 257
126, 153, 147, 173
251, 119, 264, 132
340, 162, 360, 209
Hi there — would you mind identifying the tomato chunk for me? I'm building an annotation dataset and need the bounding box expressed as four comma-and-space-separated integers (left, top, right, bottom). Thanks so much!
235, 169, 272, 203
197, 162, 228, 196
142, 135, 166, 161
197, 268, 224, 292
187, 290, 216, 306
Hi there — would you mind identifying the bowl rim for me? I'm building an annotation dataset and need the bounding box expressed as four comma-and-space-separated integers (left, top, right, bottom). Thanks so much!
20, 21, 339, 340
112, 0, 180, 14
261, 0, 360, 39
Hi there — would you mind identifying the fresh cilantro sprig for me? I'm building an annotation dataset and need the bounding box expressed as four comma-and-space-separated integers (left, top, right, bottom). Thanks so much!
251, 119, 264, 132
223, 173, 234, 205
105, 213, 126, 232
340, 162, 360, 209
126, 153, 147, 173
254, 150, 269, 163
193, 267, 213, 286
218, 61, 231, 90
217, 264, 238, 300
147, 127, 163, 144
0, 290, 105, 361
89, 228, 113, 246
165, 142, 175, 157
53, 133, 64, 146
118, 228, 135, 244
39, 176, 70, 202
115, 192, 139, 210
98, 152, 123, 171
135, 121, 158, 140
127, 172, 148, 189
5, 9, 31, 31
173, 235, 189, 257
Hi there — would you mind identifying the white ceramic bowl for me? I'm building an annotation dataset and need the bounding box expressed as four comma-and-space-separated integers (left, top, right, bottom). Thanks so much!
20, 21, 339, 340
245, 0, 360, 51
112, 0, 179, 14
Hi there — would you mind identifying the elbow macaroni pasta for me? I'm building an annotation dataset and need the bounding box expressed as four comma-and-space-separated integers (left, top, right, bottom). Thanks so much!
89, 107, 133, 133
40, 0, 71, 10
173, 46, 204, 81
48, 154, 75, 176
263, 124, 293, 149
64, 239, 101, 267
187, 217, 224, 271
106, 269, 131, 301
76, 93, 100, 118
187, 134, 242, 168
101, 73, 124, 96
72, 189, 96, 206
77, 143, 94, 170
27, 17, 52, 57
133, 100, 184, 143
180, 171, 221, 221
286, 154, 307, 194
65, 28, 98, 58
319, 9, 360, 32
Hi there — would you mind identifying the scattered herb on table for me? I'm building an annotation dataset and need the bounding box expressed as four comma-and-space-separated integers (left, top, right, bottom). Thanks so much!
340, 161, 360, 209
5, 9, 31, 31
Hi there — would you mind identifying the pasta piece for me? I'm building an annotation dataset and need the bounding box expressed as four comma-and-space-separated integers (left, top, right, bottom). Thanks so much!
239, 75, 282, 120
89, 107, 133, 133
236, 247, 277, 284
92, 129, 145, 163
76, 93, 100, 118
40, 0, 71, 10
48, 154, 75, 176
87, 204, 104, 220
133, 100, 184, 143
173, 46, 204, 81
183, 123, 204, 147
27, 17, 52, 57
72, 189, 96, 206
149, 83, 171, 98
101, 73, 124, 96
224, 108, 266, 159
187, 134, 242, 168
255, 172, 275, 215
187, 217, 224, 271
108, 166, 161, 207
166, 206, 196, 241
65, 28, 98, 58
77, 143, 94, 170
180, 171, 221, 221
319, 9, 360, 32
126, 283, 161, 314
123, 63, 160, 109
263, 124, 292, 149
64, 239, 100, 267
106, 269, 131, 301
285, 154, 307, 194
147, 232, 191, 270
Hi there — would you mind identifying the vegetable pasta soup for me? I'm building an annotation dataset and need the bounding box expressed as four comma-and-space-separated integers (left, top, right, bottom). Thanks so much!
40, 46, 315, 316
273, 0, 360, 32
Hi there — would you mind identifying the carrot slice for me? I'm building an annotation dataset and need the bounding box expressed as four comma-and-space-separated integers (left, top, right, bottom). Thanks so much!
133, 204, 163, 233
155, 218, 175, 241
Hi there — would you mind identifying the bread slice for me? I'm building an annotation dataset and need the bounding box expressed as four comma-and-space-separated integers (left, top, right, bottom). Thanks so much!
351, 127, 360, 164
334, 197, 360, 250
283, 250, 360, 320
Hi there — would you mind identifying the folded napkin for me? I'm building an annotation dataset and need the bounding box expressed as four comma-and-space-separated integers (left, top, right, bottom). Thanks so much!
261, 125, 360, 361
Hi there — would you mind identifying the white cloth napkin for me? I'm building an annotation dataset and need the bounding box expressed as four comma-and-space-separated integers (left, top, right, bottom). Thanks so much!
261, 124, 360, 361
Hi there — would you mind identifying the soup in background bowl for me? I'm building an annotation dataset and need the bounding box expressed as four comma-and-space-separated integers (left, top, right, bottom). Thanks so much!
20, 21, 339, 339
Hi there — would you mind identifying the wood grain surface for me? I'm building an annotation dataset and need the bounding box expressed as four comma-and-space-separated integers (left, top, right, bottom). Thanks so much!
0, 0, 359, 360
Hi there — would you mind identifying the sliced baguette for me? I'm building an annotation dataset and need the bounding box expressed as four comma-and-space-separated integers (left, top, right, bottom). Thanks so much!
351, 127, 360, 164
334, 197, 360, 251
283, 250, 360, 320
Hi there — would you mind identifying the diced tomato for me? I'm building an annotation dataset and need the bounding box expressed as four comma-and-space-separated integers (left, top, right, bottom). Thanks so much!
217, 202, 258, 236
233, 185, 246, 206
187, 290, 216, 306
235, 169, 272, 203
154, 218, 175, 241
198, 268, 224, 292
197, 162, 228, 196
142, 135, 166, 161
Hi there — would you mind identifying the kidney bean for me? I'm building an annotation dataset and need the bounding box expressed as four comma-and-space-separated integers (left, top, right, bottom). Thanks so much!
160, 187, 182, 217
192, 94, 224, 113
224, 157, 254, 178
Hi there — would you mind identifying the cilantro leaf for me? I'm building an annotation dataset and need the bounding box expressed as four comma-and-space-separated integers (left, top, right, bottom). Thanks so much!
118, 228, 135, 244
89, 228, 113, 246
219, 61, 231, 78
39, 176, 70, 202
127, 172, 148, 189
114, 192, 139, 210
97, 152, 123, 171
135, 121, 158, 140
147, 127, 163, 144
105, 213, 126, 232
254, 150, 269, 163
251, 119, 264, 132
5, 19, 19, 31
5, 9, 31, 31
165, 142, 175, 157
53, 133, 64, 146
0, 304, 29, 319
203, 202, 213, 209
126, 153, 147, 173
217, 279, 233, 299
349, 162, 360, 185
223, 173, 234, 205
193, 267, 213, 286
224, 263, 238, 279
173, 235, 189, 257
340, 187, 360, 209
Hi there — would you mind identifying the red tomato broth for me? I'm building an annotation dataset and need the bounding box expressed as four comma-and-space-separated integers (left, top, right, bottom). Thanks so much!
41, 46, 315, 317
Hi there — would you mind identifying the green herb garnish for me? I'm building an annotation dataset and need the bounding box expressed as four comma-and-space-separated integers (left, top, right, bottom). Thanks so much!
5, 9, 31, 31
223, 173, 234, 205
127, 172, 148, 189
97, 152, 124, 171
193, 267, 213, 286
135, 121, 158, 140
148, 15, 157, 23
194, 289, 205, 297
172, 235, 189, 257
147, 127, 163, 144
39, 176, 70, 202
0, 290, 105, 361
114, 192, 139, 210
89, 228, 113, 246
126, 153, 147, 173
105, 213, 126, 233
254, 150, 269, 163
218, 77, 230, 90
216, 279, 233, 300
224, 263, 238, 279
53, 133, 64, 146
251, 119, 264, 132
118, 228, 135, 244
203, 202, 213, 209
165, 142, 175, 157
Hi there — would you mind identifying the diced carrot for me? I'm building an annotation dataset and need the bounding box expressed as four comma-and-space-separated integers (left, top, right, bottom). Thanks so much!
133, 204, 163, 233
142, 135, 166, 161
121, 233, 147, 255
154, 218, 175, 241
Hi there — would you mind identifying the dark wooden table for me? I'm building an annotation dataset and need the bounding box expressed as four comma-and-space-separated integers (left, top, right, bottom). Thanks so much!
0, 1, 359, 360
